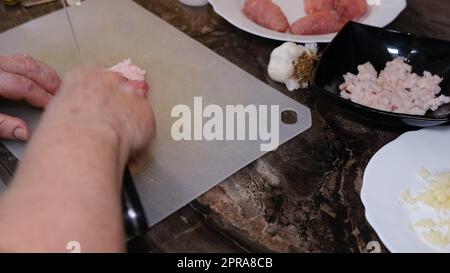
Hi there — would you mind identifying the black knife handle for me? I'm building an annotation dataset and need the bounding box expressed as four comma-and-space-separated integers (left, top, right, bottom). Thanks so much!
122, 168, 148, 239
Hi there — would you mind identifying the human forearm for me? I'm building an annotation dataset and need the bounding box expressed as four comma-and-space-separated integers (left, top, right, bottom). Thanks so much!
0, 67, 154, 253
0, 105, 127, 252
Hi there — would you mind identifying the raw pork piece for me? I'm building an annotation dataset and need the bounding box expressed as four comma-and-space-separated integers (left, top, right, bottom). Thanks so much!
110, 58, 149, 95
334, 0, 368, 22
290, 11, 343, 35
243, 0, 289, 32
304, 0, 335, 15
339, 58, 449, 115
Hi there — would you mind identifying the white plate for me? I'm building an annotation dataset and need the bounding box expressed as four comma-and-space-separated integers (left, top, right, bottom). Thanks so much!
361, 127, 450, 253
208, 0, 407, 43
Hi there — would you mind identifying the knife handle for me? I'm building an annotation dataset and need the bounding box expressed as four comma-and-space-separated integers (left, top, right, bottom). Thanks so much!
122, 168, 148, 240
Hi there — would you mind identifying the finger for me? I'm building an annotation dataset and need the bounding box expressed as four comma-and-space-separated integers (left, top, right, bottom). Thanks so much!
0, 113, 30, 141
127, 80, 149, 97
118, 80, 149, 98
0, 54, 60, 93
110, 70, 149, 97
64, 67, 121, 87
128, 154, 149, 174
119, 82, 147, 100
0, 71, 52, 108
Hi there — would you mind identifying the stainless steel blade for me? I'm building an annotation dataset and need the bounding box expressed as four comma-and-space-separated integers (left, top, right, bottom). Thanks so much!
0, 162, 11, 193
0, 180, 5, 193
21, 0, 58, 7
62, 0, 84, 64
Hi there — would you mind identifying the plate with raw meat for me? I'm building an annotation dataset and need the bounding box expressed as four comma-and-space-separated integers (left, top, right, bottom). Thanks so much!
208, 0, 407, 43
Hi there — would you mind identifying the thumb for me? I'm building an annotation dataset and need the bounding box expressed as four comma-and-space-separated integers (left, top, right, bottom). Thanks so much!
0, 113, 30, 141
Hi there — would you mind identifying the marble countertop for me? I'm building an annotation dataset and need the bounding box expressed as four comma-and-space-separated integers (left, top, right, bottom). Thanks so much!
1, 0, 449, 253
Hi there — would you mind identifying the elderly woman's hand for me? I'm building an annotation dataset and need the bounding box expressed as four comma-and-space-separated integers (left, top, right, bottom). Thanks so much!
44, 67, 156, 165
0, 54, 60, 141
0, 66, 155, 252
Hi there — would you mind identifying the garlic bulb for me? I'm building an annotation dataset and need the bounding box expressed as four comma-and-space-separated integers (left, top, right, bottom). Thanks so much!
268, 42, 318, 91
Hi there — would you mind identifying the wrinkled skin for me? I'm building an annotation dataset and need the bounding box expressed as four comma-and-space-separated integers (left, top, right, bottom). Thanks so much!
0, 67, 156, 252
0, 54, 61, 141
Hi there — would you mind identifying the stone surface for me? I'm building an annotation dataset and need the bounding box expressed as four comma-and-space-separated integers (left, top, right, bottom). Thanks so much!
1, 0, 449, 253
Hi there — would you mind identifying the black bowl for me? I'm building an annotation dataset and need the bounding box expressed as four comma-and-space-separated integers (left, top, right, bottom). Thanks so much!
313, 22, 450, 127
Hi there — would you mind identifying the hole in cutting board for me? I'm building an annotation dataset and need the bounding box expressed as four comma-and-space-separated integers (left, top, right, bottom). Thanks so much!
281, 110, 298, 125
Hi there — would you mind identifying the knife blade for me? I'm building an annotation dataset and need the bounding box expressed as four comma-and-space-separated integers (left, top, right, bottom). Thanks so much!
0, 144, 13, 194
21, 0, 58, 7
0, 181, 5, 193
0, 163, 10, 193
62, 0, 84, 64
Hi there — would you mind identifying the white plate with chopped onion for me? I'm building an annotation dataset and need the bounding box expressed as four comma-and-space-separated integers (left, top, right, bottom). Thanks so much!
208, 0, 407, 43
362, 127, 450, 253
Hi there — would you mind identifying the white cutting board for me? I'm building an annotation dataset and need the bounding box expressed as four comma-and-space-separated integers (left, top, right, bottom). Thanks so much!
0, 0, 311, 226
